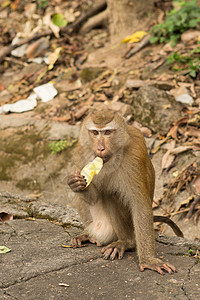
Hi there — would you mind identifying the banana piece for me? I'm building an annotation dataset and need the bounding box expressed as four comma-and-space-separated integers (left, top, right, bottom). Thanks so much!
81, 157, 103, 187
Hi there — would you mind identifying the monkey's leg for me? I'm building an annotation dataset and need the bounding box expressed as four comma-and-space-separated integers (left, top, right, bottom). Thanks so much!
101, 199, 136, 260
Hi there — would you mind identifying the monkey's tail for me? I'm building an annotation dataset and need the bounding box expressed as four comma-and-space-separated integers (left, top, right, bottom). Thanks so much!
153, 216, 184, 238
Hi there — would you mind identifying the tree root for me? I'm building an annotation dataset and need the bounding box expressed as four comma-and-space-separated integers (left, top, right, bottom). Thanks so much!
80, 9, 108, 34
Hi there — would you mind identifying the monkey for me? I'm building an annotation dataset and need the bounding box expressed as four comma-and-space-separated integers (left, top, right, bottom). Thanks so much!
67, 108, 183, 275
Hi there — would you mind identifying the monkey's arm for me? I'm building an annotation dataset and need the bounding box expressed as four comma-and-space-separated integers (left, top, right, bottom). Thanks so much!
154, 216, 184, 238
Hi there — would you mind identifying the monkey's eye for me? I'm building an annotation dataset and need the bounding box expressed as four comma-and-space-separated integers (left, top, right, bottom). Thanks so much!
104, 130, 112, 136
91, 130, 99, 136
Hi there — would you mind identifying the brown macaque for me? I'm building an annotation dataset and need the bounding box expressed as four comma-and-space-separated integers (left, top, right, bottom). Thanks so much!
67, 109, 183, 275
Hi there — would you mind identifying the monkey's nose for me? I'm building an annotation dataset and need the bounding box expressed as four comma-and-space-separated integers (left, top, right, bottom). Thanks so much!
97, 146, 105, 152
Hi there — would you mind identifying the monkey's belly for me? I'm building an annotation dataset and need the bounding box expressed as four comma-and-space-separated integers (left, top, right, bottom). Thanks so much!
87, 203, 117, 245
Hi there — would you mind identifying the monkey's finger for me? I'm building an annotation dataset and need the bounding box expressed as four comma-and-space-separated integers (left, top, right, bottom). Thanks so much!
110, 248, 118, 260
155, 267, 164, 275
118, 249, 125, 260
101, 248, 113, 259
68, 176, 86, 185
70, 238, 78, 248
163, 263, 176, 273
161, 264, 173, 274
140, 264, 164, 275
77, 239, 82, 247
70, 182, 87, 192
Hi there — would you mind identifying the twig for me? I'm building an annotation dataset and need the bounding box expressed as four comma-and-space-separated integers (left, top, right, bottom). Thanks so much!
186, 195, 200, 220
62, 0, 107, 34
5, 57, 28, 66
125, 34, 151, 59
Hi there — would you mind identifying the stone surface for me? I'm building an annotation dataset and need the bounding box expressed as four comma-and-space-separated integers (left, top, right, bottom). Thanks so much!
133, 86, 182, 133
0, 218, 200, 299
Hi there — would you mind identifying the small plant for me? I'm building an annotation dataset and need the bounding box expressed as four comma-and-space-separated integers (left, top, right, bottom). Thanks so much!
167, 47, 200, 78
49, 138, 77, 154
37, 0, 48, 9
150, 0, 200, 45
187, 248, 200, 259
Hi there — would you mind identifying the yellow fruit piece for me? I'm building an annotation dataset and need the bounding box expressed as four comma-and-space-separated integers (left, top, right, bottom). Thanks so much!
121, 31, 147, 44
81, 157, 103, 187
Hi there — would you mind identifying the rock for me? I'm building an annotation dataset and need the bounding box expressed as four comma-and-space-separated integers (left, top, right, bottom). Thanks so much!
181, 30, 200, 44
92, 101, 133, 118
1, 218, 200, 299
125, 79, 174, 90
170, 86, 194, 105
176, 94, 194, 105
133, 86, 182, 133
126, 79, 147, 89
31, 202, 82, 227
48, 123, 80, 140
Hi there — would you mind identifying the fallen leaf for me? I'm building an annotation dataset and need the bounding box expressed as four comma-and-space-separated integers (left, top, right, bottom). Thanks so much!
121, 31, 147, 44
0, 246, 11, 254
161, 150, 175, 170
173, 170, 179, 177
48, 47, 62, 70
170, 146, 193, 155
25, 38, 50, 59
186, 127, 200, 138
169, 125, 178, 140
0, 212, 13, 222
193, 175, 200, 194
52, 14, 68, 27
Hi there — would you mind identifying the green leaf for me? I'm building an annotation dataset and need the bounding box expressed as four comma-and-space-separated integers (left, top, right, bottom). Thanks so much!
52, 14, 68, 28
149, 36, 158, 44
188, 19, 197, 28
0, 246, 11, 254
189, 69, 197, 78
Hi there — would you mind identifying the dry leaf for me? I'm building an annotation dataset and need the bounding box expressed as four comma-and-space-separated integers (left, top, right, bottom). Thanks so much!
25, 38, 50, 58
169, 125, 178, 140
0, 212, 13, 222
193, 175, 200, 194
170, 146, 193, 155
186, 127, 200, 138
161, 150, 175, 170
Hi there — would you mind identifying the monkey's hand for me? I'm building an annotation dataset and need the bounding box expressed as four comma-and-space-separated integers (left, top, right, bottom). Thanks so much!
67, 171, 87, 192
101, 241, 128, 260
140, 258, 176, 275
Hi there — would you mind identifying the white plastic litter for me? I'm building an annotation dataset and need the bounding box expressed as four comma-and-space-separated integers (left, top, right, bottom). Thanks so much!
0, 93, 37, 114
33, 83, 58, 102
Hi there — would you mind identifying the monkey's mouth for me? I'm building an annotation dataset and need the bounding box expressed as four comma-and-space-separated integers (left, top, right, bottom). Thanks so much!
98, 155, 110, 163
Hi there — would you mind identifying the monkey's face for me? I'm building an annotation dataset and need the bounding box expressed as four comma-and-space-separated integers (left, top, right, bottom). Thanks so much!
79, 110, 130, 163
88, 127, 115, 163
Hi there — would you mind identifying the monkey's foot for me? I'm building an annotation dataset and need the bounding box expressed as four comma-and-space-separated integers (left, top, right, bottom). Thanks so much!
101, 241, 126, 260
140, 259, 176, 275
70, 234, 89, 248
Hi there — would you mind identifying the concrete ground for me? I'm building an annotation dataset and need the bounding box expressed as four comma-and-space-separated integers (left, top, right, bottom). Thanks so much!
1, 216, 200, 300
